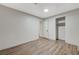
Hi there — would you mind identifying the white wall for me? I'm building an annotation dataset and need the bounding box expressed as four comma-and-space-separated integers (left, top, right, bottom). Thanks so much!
44, 9, 79, 46
0, 5, 40, 50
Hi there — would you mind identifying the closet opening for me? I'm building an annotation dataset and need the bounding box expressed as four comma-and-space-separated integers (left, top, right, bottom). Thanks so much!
56, 17, 65, 40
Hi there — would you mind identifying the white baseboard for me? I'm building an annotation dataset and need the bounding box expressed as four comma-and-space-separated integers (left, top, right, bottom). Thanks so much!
66, 40, 79, 46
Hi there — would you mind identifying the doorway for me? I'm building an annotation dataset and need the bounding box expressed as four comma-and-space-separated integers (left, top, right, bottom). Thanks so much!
56, 17, 65, 40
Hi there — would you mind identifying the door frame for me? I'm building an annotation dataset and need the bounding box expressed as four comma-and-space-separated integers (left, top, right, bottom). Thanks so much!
56, 16, 65, 40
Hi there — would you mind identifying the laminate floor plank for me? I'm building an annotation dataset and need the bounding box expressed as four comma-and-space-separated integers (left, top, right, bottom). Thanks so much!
0, 38, 79, 55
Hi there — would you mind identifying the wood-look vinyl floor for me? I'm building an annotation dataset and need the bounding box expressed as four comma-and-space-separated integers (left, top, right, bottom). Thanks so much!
0, 38, 79, 55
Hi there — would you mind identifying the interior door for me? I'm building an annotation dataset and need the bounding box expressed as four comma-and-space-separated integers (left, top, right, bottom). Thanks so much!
43, 20, 49, 38
39, 20, 43, 37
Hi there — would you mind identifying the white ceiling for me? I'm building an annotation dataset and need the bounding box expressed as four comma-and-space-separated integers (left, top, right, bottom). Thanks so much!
1, 3, 79, 18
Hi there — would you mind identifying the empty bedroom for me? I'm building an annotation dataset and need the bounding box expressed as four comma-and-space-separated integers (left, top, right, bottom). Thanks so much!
0, 3, 79, 55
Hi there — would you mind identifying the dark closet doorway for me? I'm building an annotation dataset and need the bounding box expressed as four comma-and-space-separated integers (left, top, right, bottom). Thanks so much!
56, 17, 65, 40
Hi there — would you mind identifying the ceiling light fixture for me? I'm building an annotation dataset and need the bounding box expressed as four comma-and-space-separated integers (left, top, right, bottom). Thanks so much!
44, 9, 49, 13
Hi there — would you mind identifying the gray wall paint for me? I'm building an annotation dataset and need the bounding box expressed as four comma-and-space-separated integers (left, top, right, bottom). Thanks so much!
66, 10, 79, 46
0, 4, 79, 50
43, 9, 79, 46
0, 5, 40, 50
42, 18, 56, 40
